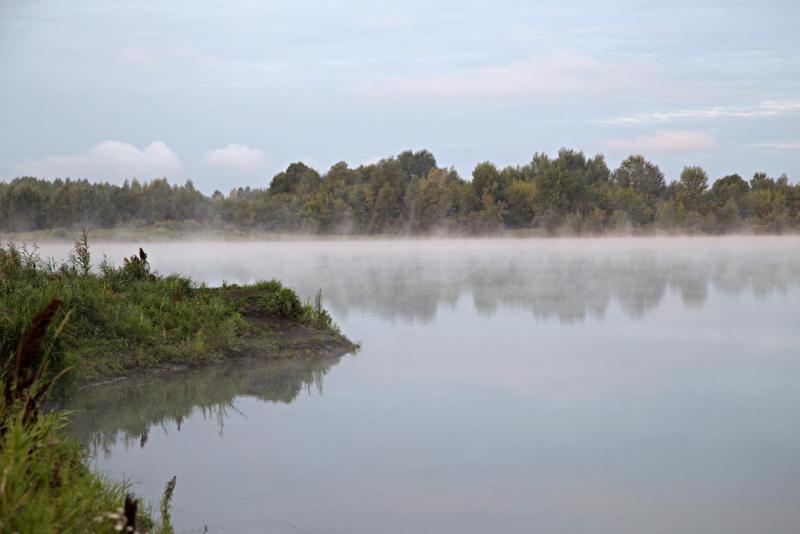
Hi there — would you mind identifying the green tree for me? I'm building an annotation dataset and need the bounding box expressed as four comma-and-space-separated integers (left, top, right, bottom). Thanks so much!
471, 161, 501, 200
371, 182, 402, 232
504, 181, 536, 227
676, 166, 709, 213
398, 150, 437, 181
269, 163, 321, 195
406, 174, 448, 231
710, 174, 748, 205
612, 155, 666, 207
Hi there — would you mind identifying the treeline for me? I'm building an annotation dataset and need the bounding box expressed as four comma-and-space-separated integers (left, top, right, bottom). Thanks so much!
2, 149, 798, 234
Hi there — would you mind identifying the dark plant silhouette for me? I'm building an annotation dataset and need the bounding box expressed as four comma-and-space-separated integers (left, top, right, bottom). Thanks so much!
2, 298, 70, 431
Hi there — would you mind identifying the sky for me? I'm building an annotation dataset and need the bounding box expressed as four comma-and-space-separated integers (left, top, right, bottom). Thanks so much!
0, 0, 798, 193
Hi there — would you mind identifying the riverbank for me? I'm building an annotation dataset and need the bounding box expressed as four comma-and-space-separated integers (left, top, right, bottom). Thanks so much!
82, 290, 356, 388
0, 239, 356, 385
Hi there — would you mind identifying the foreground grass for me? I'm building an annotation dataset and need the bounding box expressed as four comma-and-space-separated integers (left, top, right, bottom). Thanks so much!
0, 410, 162, 533
0, 236, 346, 383
0, 301, 173, 533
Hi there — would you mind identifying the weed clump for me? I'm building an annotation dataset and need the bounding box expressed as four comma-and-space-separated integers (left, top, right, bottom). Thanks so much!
304, 289, 336, 331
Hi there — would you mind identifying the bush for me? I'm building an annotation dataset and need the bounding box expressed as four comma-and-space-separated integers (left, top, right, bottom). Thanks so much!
253, 280, 304, 320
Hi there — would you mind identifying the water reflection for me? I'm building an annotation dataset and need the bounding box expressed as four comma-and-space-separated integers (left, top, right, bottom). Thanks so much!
35, 238, 800, 324
65, 355, 344, 455
193, 241, 800, 324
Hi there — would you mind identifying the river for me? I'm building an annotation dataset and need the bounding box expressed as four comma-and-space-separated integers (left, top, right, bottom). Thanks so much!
36, 236, 800, 533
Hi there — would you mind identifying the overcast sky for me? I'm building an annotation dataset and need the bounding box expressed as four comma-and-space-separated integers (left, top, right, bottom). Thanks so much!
1, 0, 798, 192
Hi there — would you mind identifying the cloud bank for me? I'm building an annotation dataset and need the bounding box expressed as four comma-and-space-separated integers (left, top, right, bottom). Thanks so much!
15, 140, 183, 181
204, 143, 266, 172
603, 130, 717, 154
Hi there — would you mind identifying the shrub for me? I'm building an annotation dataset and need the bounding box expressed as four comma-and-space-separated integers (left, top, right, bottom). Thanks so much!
253, 280, 304, 320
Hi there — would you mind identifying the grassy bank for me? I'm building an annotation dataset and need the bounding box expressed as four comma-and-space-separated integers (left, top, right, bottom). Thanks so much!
0, 406, 171, 533
0, 236, 354, 531
0, 300, 174, 533
0, 235, 354, 383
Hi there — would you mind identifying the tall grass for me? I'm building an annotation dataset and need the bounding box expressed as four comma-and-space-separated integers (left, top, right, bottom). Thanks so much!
0, 298, 174, 533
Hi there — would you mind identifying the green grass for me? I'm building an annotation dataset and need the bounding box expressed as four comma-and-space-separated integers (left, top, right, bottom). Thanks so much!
0, 237, 339, 383
0, 409, 162, 533
0, 297, 176, 533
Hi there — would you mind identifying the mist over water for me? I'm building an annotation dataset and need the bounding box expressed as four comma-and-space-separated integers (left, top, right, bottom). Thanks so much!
51, 237, 800, 534
35, 236, 800, 323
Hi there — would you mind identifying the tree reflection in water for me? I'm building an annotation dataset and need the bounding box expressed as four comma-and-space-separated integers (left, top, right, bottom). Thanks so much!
64, 354, 345, 456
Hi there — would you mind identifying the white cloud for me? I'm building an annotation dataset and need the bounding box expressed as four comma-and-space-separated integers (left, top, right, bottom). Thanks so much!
15, 140, 183, 181
355, 54, 662, 100
602, 129, 717, 154
601, 99, 800, 125
204, 143, 266, 172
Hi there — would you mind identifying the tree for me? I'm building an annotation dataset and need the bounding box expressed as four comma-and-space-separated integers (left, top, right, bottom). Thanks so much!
534, 148, 592, 215
504, 181, 536, 227
326, 161, 362, 186
371, 182, 402, 232
397, 150, 437, 181
676, 166, 709, 213
471, 161, 501, 199
406, 174, 447, 231
7, 180, 45, 231
710, 174, 748, 205
269, 162, 321, 194
715, 197, 741, 229
603, 184, 651, 226
612, 155, 666, 206
709, 174, 748, 226
584, 154, 611, 185
347, 184, 372, 231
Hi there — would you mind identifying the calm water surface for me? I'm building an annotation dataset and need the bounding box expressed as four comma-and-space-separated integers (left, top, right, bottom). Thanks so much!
40, 237, 800, 533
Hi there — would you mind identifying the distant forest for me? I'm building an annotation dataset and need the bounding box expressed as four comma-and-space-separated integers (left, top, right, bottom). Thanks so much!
2, 149, 798, 234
